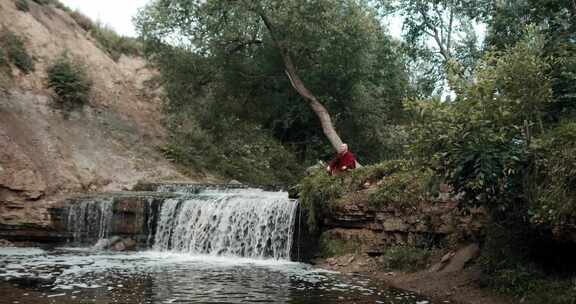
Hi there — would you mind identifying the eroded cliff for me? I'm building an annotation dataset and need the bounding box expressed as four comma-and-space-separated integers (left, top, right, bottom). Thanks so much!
0, 0, 195, 239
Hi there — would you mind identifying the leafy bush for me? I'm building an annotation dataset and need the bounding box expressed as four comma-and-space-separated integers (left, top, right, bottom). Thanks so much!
406, 31, 552, 210
528, 121, 576, 229
298, 169, 343, 231
0, 29, 34, 73
47, 54, 91, 109
162, 104, 304, 187
15, 0, 29, 11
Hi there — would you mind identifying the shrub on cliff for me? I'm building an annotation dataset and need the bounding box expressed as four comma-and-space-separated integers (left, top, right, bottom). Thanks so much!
298, 170, 343, 232
298, 160, 436, 231
0, 48, 7, 67
0, 29, 34, 74
0, 48, 13, 90
15, 0, 29, 12
91, 22, 142, 61
69, 10, 95, 32
47, 54, 92, 110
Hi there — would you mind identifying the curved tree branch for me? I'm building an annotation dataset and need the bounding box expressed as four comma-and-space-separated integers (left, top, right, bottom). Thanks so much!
256, 9, 345, 153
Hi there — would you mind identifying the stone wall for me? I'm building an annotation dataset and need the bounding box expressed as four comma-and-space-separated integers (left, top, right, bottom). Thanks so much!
319, 191, 486, 256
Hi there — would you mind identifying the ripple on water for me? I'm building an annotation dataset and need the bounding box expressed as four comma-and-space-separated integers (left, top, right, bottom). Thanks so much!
0, 248, 440, 304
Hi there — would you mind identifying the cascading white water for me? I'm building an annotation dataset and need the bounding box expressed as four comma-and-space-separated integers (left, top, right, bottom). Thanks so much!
153, 190, 299, 260
66, 197, 114, 244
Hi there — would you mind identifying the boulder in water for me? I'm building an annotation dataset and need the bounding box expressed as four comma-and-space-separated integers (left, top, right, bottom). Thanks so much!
112, 238, 137, 251
93, 236, 136, 251
93, 238, 111, 250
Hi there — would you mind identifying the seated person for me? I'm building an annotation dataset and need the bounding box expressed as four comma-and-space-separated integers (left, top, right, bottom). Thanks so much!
326, 143, 357, 175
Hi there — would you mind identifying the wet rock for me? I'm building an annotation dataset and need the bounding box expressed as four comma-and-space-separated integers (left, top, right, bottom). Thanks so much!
112, 238, 137, 251
92, 236, 137, 251
93, 238, 111, 250
0, 239, 14, 247
8, 276, 55, 289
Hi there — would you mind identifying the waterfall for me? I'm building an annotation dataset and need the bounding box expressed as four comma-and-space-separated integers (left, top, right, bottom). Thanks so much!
153, 190, 299, 260
66, 197, 114, 244
62, 186, 299, 261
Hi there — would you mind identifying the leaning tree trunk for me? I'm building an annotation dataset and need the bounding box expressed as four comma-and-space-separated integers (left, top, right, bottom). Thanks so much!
258, 12, 344, 153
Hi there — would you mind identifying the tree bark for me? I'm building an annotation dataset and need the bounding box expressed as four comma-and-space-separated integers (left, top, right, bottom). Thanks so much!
257, 11, 344, 153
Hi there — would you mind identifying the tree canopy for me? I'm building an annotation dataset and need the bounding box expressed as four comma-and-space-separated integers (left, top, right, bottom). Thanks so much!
136, 0, 410, 179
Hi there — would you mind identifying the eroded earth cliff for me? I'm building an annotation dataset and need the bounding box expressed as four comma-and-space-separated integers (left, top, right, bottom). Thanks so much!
0, 0, 193, 239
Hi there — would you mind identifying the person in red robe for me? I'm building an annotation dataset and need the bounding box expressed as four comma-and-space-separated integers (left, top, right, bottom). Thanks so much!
326, 143, 357, 175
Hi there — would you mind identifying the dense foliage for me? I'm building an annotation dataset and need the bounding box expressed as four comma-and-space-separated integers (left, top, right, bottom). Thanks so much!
135, 1, 576, 299
135, 0, 411, 183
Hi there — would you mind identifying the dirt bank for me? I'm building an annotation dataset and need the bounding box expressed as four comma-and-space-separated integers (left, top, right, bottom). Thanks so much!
316, 254, 514, 304
0, 0, 216, 240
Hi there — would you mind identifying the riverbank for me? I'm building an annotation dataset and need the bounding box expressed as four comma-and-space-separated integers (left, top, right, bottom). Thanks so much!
315, 254, 514, 304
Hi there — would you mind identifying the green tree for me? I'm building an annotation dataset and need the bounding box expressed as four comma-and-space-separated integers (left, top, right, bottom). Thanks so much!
136, 0, 410, 164
407, 31, 552, 209
485, 0, 576, 121
381, 0, 491, 93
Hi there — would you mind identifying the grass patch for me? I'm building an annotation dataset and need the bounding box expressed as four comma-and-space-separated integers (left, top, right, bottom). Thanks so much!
47, 54, 91, 110
0, 29, 34, 74
15, 0, 29, 12
319, 232, 361, 258
67, 10, 142, 61
366, 167, 435, 209
380, 246, 434, 272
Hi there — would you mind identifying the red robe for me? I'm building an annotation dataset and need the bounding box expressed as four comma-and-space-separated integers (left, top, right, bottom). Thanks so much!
328, 151, 357, 175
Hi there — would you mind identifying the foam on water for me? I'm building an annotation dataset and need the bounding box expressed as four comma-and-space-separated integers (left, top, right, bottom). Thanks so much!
0, 248, 436, 303
0, 247, 45, 256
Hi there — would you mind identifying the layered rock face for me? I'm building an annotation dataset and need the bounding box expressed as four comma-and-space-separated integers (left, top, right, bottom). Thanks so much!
49, 192, 177, 246
0, 0, 193, 241
321, 191, 486, 256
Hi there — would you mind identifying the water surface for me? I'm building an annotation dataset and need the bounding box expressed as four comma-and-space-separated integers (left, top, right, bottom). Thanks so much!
0, 247, 437, 304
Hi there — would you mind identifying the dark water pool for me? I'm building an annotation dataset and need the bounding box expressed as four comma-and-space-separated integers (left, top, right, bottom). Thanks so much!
0, 248, 441, 304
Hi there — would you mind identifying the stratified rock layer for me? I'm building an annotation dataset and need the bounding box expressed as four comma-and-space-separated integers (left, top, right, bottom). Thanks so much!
321, 190, 486, 256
